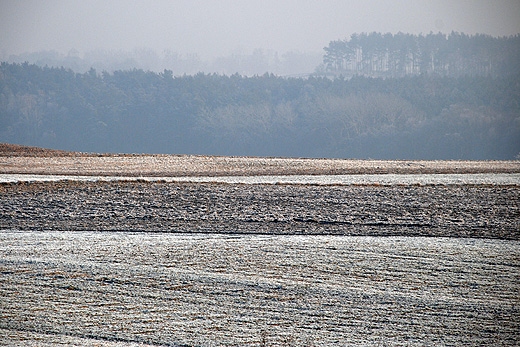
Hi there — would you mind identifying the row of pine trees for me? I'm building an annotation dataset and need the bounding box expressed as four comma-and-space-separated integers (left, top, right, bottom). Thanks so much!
322, 32, 520, 78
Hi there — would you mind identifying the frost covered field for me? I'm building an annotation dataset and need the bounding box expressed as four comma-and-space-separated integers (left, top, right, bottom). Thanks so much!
1, 232, 519, 346
1, 145, 519, 346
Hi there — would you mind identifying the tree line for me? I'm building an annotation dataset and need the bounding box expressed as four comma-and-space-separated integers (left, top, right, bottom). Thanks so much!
321, 32, 520, 78
1, 62, 519, 159
4, 48, 322, 77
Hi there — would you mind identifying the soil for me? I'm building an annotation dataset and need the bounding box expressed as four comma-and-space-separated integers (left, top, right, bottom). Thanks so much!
1, 180, 518, 240
2, 143, 520, 176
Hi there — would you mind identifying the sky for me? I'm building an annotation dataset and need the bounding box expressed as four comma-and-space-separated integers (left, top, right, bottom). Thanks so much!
1, 0, 520, 59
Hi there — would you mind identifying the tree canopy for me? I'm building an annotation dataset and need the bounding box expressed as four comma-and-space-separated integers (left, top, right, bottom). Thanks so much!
321, 32, 520, 78
1, 53, 519, 159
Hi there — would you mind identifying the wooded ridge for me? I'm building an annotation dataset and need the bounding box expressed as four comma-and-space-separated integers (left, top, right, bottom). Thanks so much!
1, 33, 519, 159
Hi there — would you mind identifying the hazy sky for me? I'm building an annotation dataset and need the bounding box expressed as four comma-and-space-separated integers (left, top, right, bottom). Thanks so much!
2, 0, 520, 58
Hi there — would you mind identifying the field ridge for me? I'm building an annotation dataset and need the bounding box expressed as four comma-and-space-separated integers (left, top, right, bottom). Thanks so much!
2, 143, 519, 176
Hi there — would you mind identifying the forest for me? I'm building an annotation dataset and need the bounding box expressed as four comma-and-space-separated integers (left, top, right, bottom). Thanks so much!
1, 33, 519, 159
322, 32, 520, 78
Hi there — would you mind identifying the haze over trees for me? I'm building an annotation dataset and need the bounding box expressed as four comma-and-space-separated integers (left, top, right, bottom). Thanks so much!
321, 32, 520, 78
1, 32, 519, 159
3, 48, 322, 77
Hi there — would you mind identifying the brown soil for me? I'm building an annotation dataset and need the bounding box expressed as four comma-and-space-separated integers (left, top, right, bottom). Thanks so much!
1, 143, 519, 176
0, 143, 80, 157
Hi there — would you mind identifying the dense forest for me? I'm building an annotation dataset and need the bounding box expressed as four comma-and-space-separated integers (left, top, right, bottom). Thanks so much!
322, 32, 520, 78
1, 45, 519, 159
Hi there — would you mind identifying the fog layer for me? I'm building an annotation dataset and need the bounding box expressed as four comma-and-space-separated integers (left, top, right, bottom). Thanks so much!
2, 0, 520, 62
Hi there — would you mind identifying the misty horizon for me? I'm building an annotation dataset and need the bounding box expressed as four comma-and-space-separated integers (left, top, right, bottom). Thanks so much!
3, 29, 519, 77
2, 46, 325, 76
2, 1, 520, 63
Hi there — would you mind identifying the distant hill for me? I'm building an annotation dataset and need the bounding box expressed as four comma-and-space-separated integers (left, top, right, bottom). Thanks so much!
0, 143, 76, 157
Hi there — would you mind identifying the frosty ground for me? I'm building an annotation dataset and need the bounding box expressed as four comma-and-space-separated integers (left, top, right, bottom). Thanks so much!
1, 232, 519, 346
0, 145, 519, 346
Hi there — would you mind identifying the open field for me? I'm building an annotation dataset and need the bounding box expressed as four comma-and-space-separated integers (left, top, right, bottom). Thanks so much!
1, 232, 519, 346
1, 144, 519, 345
1, 180, 519, 240
1, 143, 520, 176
